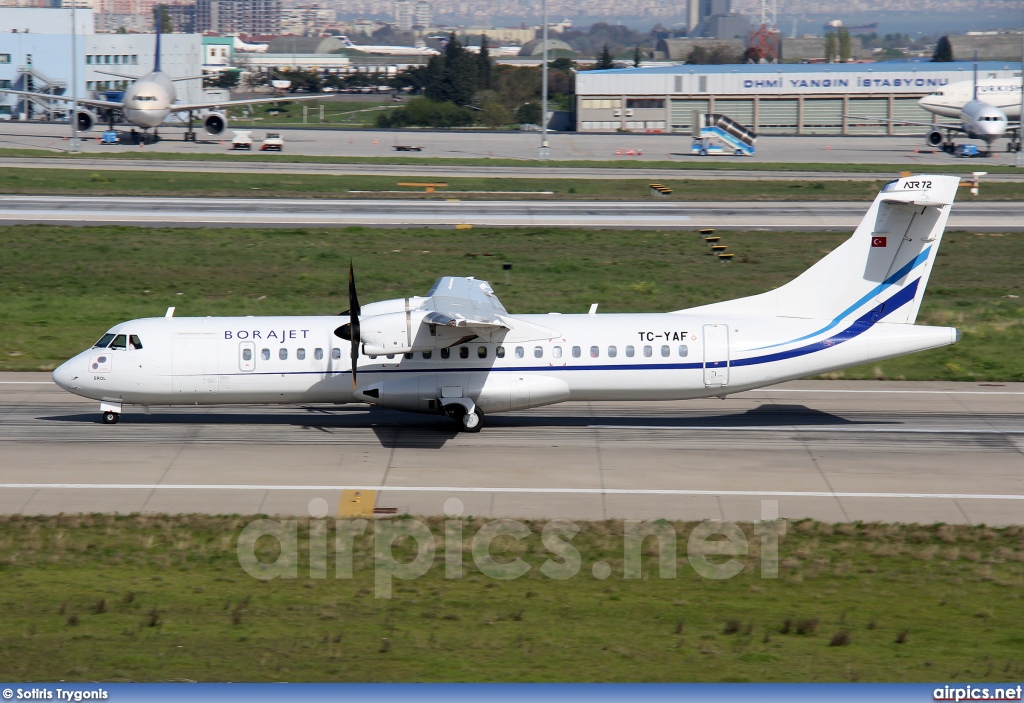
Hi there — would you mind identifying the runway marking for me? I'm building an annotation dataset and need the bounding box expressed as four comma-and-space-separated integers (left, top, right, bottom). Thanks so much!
750, 389, 1024, 395
1, 484, 1022, 501
589, 425, 1024, 435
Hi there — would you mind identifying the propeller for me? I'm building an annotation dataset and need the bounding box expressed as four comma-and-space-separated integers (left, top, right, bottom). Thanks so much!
347, 262, 361, 391
334, 262, 361, 391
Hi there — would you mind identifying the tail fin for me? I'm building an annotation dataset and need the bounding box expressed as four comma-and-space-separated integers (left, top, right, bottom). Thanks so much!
154, 4, 163, 72
679, 175, 960, 326
973, 50, 978, 101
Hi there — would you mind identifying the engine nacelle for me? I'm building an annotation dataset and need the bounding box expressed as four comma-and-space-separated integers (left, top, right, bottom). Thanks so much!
359, 310, 430, 356
203, 111, 227, 136
75, 110, 94, 131
926, 129, 944, 147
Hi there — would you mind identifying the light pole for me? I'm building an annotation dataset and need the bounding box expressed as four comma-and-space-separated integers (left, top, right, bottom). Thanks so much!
538, 0, 549, 160
69, 0, 81, 153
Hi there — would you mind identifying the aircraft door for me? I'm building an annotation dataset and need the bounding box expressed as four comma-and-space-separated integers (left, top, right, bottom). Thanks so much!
702, 324, 729, 387
239, 342, 255, 372
418, 374, 438, 411
172, 335, 220, 394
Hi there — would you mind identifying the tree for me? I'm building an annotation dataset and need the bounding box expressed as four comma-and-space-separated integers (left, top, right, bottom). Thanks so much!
838, 27, 851, 62
633, 44, 643, 67
423, 54, 449, 102
477, 34, 492, 90
479, 95, 512, 127
204, 70, 240, 89
152, 5, 173, 33
825, 32, 837, 62
515, 102, 542, 125
596, 44, 615, 69
933, 36, 954, 62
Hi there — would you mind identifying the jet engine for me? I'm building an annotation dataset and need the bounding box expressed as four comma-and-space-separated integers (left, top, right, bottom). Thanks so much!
925, 129, 944, 147
203, 111, 227, 136
75, 110, 95, 132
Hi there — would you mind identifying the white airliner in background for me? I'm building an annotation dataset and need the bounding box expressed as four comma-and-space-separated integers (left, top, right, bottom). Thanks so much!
0, 11, 321, 142
848, 66, 1022, 153
53, 176, 962, 432
339, 36, 440, 57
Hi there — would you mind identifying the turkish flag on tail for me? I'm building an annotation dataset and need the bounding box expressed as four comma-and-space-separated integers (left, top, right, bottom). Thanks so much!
871, 236, 887, 247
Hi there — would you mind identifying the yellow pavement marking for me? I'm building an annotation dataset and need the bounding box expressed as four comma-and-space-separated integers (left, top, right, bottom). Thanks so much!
338, 489, 378, 518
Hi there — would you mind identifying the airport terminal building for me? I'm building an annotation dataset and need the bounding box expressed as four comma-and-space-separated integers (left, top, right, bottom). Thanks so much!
575, 62, 1023, 135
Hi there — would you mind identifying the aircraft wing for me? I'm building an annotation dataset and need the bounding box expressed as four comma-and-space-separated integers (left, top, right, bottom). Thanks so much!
420, 277, 510, 330
843, 114, 966, 132
0, 89, 122, 110
169, 94, 327, 112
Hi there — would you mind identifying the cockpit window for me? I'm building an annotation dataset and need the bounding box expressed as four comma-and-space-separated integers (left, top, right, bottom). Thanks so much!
129, 335, 143, 350
109, 334, 127, 350
94, 333, 116, 348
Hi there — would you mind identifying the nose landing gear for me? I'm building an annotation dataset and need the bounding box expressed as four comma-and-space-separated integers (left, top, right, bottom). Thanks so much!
100, 401, 122, 425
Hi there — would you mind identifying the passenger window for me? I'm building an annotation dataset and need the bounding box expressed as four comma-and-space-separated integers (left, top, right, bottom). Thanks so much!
477, 346, 487, 359
242, 348, 252, 361
608, 346, 617, 358
626, 345, 635, 357
297, 348, 306, 360
572, 346, 581, 358
534, 346, 543, 358
459, 347, 469, 359
94, 333, 116, 348
110, 334, 127, 350
515, 346, 524, 358
332, 348, 341, 360
553, 346, 562, 358
590, 346, 599, 358
261, 348, 270, 361
422, 350, 432, 359
661, 345, 670, 357
496, 346, 505, 358
441, 348, 450, 359
129, 335, 143, 350
279, 348, 288, 360
643, 345, 653, 357
678, 345, 688, 357
314, 348, 324, 360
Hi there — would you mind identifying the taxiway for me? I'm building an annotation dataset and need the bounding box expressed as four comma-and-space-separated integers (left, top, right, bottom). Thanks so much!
2, 375, 1022, 525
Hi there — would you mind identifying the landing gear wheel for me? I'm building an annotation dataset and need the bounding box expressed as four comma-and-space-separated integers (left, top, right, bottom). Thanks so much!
461, 409, 483, 433
102, 411, 119, 425
699, 148, 708, 156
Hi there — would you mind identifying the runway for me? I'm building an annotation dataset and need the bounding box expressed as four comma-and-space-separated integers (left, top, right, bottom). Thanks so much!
2, 195, 1023, 229
2, 374, 1022, 525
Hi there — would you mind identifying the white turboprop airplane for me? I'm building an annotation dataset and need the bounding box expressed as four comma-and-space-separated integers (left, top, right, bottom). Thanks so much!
0, 11, 321, 142
339, 36, 440, 57
53, 176, 962, 432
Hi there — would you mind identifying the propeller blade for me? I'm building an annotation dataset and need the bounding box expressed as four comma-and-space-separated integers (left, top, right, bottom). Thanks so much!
348, 262, 360, 391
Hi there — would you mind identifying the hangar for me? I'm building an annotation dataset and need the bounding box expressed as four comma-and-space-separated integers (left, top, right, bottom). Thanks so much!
574, 61, 1023, 134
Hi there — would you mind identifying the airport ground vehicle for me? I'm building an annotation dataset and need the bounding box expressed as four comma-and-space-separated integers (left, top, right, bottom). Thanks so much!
230, 131, 253, 150
260, 133, 284, 151
690, 112, 756, 156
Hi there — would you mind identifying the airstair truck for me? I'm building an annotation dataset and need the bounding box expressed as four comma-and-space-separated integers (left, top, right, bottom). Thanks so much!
690, 112, 757, 156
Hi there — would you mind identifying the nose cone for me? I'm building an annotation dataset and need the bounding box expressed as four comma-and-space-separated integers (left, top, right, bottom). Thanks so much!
52, 359, 77, 391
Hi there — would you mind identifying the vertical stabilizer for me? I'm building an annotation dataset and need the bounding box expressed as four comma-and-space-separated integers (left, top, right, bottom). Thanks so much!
973, 51, 978, 101
678, 175, 960, 326
154, 4, 163, 73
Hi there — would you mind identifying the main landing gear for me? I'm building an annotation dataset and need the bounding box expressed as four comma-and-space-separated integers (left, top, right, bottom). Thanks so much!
102, 411, 119, 425
443, 403, 484, 433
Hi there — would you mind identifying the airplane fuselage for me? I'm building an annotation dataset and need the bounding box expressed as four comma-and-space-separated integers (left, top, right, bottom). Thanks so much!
119, 71, 177, 129
919, 79, 1023, 119
53, 312, 956, 411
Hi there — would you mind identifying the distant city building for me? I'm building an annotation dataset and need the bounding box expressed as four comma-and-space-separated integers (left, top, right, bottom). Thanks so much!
194, 0, 281, 35
413, 0, 430, 28
163, 2, 196, 33
394, 0, 413, 30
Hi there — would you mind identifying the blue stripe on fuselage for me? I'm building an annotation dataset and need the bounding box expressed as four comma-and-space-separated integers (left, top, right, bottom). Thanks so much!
751, 246, 931, 351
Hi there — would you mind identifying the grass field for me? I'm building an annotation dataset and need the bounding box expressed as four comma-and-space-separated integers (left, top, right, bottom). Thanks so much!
0, 515, 1021, 682
0, 224, 1020, 380
226, 100, 392, 128
3, 146, 1024, 174
1, 168, 1022, 201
